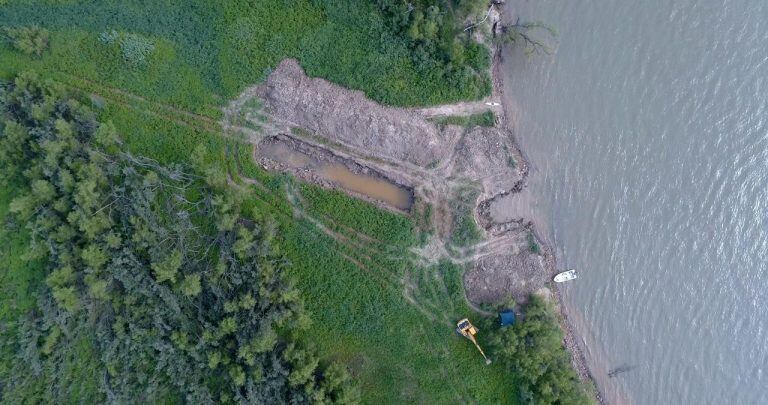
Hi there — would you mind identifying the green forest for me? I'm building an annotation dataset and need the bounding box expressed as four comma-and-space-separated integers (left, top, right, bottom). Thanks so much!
0, 1, 590, 403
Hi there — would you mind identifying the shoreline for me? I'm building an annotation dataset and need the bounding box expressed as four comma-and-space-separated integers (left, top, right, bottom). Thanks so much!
228, 10, 605, 399
488, 14, 604, 404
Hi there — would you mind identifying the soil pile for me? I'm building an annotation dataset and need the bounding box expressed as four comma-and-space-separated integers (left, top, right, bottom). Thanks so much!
463, 248, 549, 304
260, 59, 447, 167
454, 126, 526, 197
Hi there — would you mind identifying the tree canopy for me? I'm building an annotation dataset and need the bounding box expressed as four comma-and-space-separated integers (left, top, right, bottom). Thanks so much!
0, 73, 358, 403
2, 25, 49, 57
489, 295, 591, 405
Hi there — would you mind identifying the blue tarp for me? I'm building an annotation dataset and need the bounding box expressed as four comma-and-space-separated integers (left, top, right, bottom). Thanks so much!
499, 310, 516, 327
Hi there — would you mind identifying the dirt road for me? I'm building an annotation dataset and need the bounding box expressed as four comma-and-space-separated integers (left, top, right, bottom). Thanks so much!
414, 98, 503, 118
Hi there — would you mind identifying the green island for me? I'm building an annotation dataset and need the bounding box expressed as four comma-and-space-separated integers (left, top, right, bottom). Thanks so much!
0, 1, 591, 403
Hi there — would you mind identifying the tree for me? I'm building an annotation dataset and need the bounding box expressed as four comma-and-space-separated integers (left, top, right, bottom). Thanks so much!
497, 17, 558, 56
0, 74, 360, 404
151, 249, 182, 283
179, 273, 201, 297
489, 295, 590, 404
2, 25, 49, 57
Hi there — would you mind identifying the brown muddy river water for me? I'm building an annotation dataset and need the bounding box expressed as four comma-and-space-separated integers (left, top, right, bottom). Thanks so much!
257, 140, 413, 211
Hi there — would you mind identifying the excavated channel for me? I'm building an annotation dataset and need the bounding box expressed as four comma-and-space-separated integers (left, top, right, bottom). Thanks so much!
256, 136, 414, 211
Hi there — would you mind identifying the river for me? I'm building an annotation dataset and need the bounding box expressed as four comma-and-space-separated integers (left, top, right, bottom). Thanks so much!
498, 0, 768, 403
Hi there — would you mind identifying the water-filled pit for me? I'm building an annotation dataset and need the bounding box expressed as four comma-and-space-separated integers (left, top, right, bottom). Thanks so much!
256, 137, 413, 211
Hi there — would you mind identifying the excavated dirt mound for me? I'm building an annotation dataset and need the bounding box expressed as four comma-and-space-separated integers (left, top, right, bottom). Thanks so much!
463, 250, 550, 304
259, 59, 449, 167
454, 126, 526, 197
245, 58, 549, 310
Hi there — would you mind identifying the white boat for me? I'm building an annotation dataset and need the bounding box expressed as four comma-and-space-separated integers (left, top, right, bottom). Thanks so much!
554, 269, 578, 283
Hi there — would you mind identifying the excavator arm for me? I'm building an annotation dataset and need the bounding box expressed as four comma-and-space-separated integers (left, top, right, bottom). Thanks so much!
456, 318, 492, 365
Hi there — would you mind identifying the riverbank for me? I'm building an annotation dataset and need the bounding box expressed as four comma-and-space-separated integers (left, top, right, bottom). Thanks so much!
489, 6, 603, 403
220, 5, 600, 398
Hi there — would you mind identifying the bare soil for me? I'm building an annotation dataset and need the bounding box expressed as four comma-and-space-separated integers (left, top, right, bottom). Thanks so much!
464, 249, 549, 304
454, 125, 527, 198
257, 59, 452, 168
414, 98, 503, 118
227, 56, 543, 304
224, 10, 598, 393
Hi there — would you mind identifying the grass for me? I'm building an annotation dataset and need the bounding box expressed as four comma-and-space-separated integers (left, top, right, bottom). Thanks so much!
528, 232, 542, 254
434, 110, 497, 128
73, 94, 515, 401
0, 1, 513, 401
0, 0, 489, 110
299, 183, 416, 248
413, 200, 434, 246
279, 219, 514, 403
0, 48, 512, 405
450, 186, 484, 248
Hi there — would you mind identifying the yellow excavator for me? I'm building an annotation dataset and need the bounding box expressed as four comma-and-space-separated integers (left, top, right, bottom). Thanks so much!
456, 318, 492, 365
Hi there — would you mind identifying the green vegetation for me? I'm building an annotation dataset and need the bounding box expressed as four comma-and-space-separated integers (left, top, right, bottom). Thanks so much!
0, 73, 517, 402
2, 24, 49, 57
413, 200, 435, 246
434, 110, 497, 128
0, 0, 490, 109
299, 184, 415, 247
0, 75, 356, 403
0, 2, 588, 403
99, 30, 156, 66
489, 295, 591, 404
450, 186, 484, 248
528, 232, 542, 254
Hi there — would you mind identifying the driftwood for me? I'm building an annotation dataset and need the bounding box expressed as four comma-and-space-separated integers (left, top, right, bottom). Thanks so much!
608, 364, 637, 378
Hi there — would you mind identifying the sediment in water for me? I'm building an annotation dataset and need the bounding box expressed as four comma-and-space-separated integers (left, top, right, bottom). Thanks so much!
256, 135, 415, 212
491, 4, 604, 403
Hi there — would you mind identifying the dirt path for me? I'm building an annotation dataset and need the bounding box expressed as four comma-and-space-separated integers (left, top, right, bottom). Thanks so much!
414, 98, 503, 118
81, 35, 595, 398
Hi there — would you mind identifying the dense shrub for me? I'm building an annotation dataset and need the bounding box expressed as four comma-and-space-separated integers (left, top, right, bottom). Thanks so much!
2, 25, 49, 57
98, 30, 155, 65
0, 74, 359, 403
118, 33, 155, 65
489, 295, 591, 404
372, 0, 491, 91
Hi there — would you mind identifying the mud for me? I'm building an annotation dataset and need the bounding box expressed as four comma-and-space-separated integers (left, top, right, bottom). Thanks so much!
242, 57, 538, 297
256, 135, 414, 212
